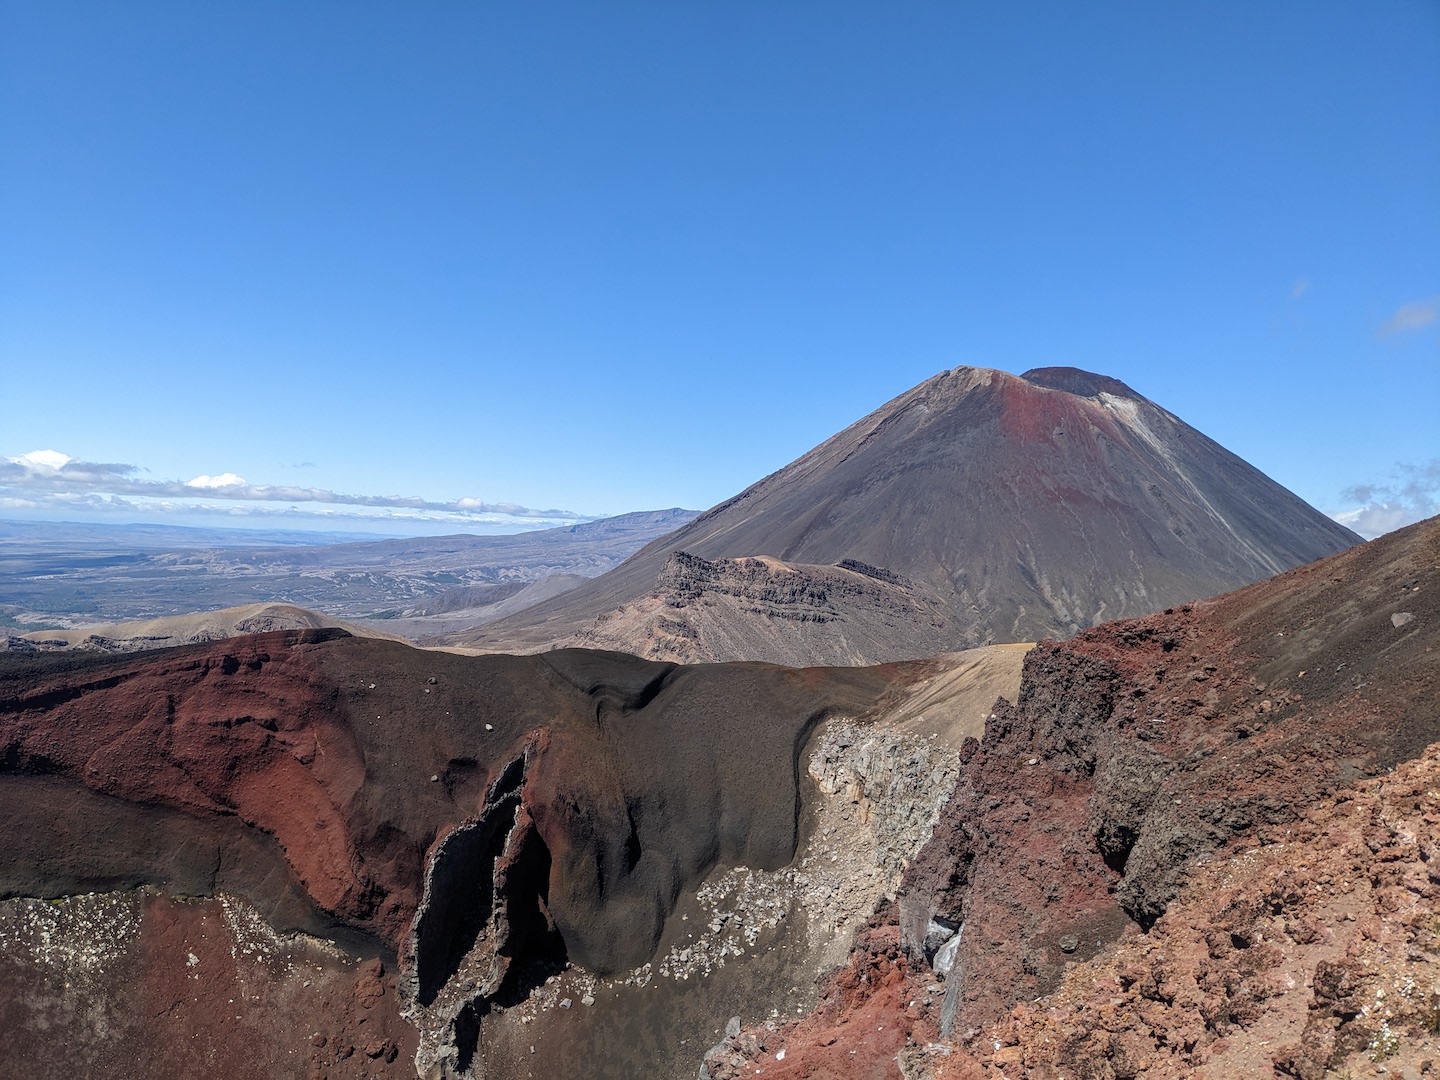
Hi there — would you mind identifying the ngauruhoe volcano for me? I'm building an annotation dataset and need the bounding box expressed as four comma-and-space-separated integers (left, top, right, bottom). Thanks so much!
445, 366, 1360, 664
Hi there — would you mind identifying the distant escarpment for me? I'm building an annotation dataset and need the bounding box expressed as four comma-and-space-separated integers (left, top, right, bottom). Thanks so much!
449, 366, 1359, 665
559, 551, 959, 665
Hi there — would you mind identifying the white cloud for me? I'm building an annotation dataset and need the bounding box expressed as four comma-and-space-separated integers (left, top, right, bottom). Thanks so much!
186, 472, 249, 489
14, 449, 72, 470
1330, 459, 1440, 540
0, 450, 592, 529
1380, 296, 1438, 338
1289, 279, 1310, 300
1331, 504, 1418, 540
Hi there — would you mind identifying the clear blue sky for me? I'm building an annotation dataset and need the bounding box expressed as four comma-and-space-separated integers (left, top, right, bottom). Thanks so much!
2, 1, 1437, 537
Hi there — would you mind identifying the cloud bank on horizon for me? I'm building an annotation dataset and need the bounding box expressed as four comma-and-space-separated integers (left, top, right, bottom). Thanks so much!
0, 450, 591, 533
5, 448, 1435, 546
1329, 460, 1440, 542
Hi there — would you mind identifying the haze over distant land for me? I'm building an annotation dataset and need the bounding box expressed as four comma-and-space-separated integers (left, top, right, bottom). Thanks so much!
1, 5, 1435, 540
0, 509, 698, 627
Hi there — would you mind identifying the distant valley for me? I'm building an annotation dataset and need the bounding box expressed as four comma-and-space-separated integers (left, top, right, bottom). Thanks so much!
0, 508, 698, 633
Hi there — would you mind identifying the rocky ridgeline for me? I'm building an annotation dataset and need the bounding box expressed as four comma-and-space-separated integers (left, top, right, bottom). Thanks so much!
657, 550, 931, 621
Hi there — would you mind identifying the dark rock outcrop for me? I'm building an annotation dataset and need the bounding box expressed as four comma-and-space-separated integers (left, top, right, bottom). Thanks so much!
559, 551, 961, 665
900, 515, 1438, 1033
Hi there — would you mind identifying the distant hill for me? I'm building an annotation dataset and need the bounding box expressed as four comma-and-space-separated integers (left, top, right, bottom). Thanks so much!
448, 367, 1360, 662
5, 602, 405, 654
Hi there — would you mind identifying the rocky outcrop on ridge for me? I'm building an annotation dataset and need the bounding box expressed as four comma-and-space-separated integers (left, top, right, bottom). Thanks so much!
558, 552, 961, 665
450, 366, 1359, 664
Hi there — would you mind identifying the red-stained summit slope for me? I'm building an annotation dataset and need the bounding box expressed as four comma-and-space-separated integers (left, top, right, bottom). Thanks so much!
452, 366, 1360, 662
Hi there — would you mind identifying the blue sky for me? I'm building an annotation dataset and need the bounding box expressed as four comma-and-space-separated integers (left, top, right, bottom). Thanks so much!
2, 1, 1437, 538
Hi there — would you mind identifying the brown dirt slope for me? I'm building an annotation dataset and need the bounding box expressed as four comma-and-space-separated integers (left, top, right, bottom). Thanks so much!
453, 366, 1358, 663
707, 514, 1437, 1080
0, 891, 417, 1080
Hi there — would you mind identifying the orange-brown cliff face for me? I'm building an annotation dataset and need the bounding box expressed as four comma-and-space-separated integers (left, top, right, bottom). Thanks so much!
706, 516, 1438, 1080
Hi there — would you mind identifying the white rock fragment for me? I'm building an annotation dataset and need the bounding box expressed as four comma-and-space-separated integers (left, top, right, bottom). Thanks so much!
932, 928, 963, 977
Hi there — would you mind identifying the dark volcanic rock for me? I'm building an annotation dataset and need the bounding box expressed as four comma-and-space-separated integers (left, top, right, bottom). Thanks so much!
0, 635, 887, 958
455, 366, 1359, 663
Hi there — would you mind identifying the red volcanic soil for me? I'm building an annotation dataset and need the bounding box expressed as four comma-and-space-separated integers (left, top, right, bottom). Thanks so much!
0, 890, 416, 1080
701, 913, 940, 1080
712, 516, 1439, 1079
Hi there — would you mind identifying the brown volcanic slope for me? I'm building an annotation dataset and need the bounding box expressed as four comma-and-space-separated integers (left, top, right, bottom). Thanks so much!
0, 630, 910, 1078
451, 366, 1359, 663
8, 601, 406, 653
707, 515, 1439, 1080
